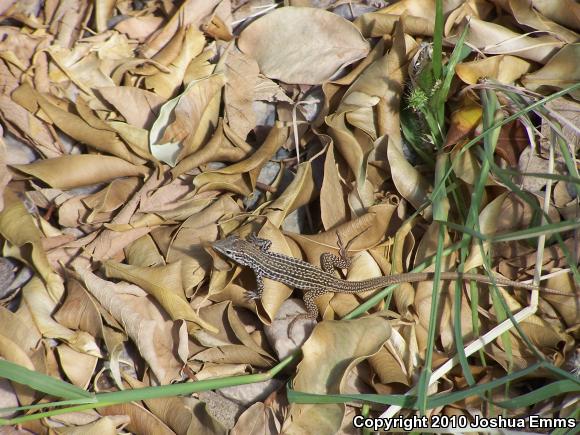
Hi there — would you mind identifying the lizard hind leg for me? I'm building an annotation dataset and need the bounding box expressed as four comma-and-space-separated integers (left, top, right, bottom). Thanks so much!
320, 252, 351, 273
302, 289, 327, 319
320, 232, 353, 273
286, 289, 323, 335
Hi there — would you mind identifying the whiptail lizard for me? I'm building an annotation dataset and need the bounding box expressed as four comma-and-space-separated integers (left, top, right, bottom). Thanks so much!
213, 234, 575, 319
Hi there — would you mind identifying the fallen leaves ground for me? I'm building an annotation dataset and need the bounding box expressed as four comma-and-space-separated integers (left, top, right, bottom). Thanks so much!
0, 0, 579, 433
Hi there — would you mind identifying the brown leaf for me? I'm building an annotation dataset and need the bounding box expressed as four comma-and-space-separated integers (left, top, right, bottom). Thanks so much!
223, 46, 259, 139
144, 26, 206, 99
97, 86, 165, 129
284, 316, 391, 433
238, 7, 369, 84
465, 17, 563, 63
150, 74, 224, 166
104, 260, 218, 333
355, 12, 435, 38
193, 126, 288, 195
0, 95, 63, 158
12, 155, 148, 190
521, 44, 580, 99
320, 142, 348, 230
0, 189, 64, 300
455, 55, 533, 85
75, 266, 188, 384
171, 119, 254, 178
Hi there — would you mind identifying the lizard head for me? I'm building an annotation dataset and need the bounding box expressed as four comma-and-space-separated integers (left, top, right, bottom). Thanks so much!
212, 235, 256, 266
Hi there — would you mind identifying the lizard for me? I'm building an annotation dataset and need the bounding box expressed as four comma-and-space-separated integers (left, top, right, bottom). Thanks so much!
212, 233, 576, 320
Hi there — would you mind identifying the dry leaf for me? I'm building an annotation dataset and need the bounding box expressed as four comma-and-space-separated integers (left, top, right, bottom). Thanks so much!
150, 74, 225, 166
284, 316, 391, 433
222, 46, 259, 139
238, 7, 369, 84
521, 44, 580, 99
12, 155, 148, 190
2, 1, 578, 430
455, 55, 533, 85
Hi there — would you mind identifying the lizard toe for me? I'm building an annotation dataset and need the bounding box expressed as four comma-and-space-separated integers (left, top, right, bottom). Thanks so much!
244, 290, 261, 301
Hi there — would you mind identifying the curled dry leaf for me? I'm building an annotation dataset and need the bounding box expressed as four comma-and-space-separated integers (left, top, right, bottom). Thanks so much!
232, 402, 281, 435
506, 0, 579, 44
465, 17, 563, 63
262, 162, 316, 228
283, 316, 391, 433
0, 333, 37, 405
143, 26, 207, 99
193, 126, 289, 195
56, 344, 98, 388
104, 260, 218, 333
222, 46, 260, 140
521, 43, 580, 100
99, 402, 175, 434
355, 12, 435, 38
0, 303, 41, 355
75, 266, 188, 384
324, 29, 412, 196
455, 55, 534, 85
54, 279, 104, 341
82, 177, 141, 224
0, 95, 64, 159
238, 7, 369, 85
0, 137, 10, 211
2, 0, 579, 429
140, 0, 221, 58
23, 277, 101, 357
488, 290, 575, 366
114, 15, 164, 42
14, 87, 141, 163
150, 74, 224, 167
531, 0, 580, 31
11, 154, 148, 190
191, 302, 274, 368
464, 192, 538, 272
287, 202, 398, 267
45, 45, 117, 93
0, 189, 64, 300
320, 142, 348, 230
445, 97, 483, 149
124, 376, 228, 434
97, 86, 165, 130
171, 119, 254, 178
379, 0, 464, 18
383, 26, 432, 213
368, 328, 414, 387
542, 273, 580, 329
167, 194, 241, 291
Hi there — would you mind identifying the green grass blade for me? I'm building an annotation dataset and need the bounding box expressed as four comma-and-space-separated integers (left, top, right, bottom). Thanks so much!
495, 380, 580, 409
0, 360, 93, 400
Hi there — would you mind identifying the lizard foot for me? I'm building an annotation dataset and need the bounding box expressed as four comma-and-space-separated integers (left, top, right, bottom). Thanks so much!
244, 290, 262, 301
286, 313, 316, 337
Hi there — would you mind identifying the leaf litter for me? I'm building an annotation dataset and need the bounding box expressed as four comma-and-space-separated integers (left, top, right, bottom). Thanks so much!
0, 0, 578, 433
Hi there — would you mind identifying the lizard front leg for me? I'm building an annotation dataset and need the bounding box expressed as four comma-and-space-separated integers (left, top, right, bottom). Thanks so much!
248, 233, 272, 252
245, 271, 265, 300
